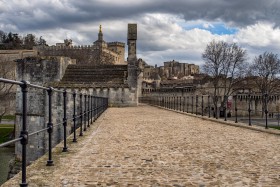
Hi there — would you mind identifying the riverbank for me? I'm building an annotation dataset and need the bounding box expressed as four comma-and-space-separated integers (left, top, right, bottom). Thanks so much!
0, 123, 15, 185
0, 124, 14, 144
0, 147, 14, 185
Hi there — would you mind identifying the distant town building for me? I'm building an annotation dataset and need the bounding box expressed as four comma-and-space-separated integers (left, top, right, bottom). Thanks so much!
141, 59, 201, 95
34, 25, 126, 65
143, 60, 199, 81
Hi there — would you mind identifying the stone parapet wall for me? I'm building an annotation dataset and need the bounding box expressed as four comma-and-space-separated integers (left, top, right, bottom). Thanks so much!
14, 55, 139, 162
14, 56, 76, 162
0, 50, 37, 61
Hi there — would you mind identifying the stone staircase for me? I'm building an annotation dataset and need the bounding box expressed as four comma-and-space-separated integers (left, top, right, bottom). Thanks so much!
59, 64, 128, 87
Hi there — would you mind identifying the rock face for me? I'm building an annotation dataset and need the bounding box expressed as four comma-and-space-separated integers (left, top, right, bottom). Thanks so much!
7, 157, 21, 180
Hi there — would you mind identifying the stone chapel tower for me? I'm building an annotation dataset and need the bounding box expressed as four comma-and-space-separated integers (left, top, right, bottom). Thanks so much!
127, 24, 137, 62
127, 24, 138, 89
127, 23, 142, 104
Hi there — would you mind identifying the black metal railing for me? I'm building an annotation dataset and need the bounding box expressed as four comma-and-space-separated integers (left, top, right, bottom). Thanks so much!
0, 78, 108, 187
140, 94, 274, 130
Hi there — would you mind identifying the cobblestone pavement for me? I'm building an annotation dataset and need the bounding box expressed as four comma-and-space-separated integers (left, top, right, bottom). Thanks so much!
2, 105, 280, 186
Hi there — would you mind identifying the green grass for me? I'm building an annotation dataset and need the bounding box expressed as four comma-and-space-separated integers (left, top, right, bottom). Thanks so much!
1, 115, 16, 120
0, 124, 14, 128
269, 126, 280, 130
0, 127, 14, 144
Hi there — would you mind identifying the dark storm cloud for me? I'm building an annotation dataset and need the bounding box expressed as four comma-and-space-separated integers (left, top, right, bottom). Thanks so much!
68, 0, 280, 27
2, 0, 280, 32
1, 0, 279, 66
167, 0, 278, 27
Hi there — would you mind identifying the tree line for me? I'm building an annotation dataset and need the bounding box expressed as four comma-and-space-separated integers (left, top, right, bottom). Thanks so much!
0, 30, 47, 50
202, 40, 280, 116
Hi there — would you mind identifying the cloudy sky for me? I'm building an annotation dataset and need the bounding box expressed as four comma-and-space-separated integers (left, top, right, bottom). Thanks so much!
1, 0, 280, 66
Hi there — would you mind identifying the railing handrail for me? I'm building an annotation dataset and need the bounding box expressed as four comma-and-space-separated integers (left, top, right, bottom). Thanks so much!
0, 77, 109, 186
140, 94, 273, 130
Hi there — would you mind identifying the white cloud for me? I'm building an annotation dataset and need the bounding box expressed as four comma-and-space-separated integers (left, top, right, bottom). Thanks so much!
1, 1, 280, 68
236, 22, 280, 48
136, 14, 234, 66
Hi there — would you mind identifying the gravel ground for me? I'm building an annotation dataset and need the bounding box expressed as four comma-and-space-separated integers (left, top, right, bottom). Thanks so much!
2, 104, 280, 187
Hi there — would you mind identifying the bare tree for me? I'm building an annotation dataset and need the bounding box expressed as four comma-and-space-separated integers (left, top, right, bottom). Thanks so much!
249, 52, 280, 95
0, 56, 16, 122
248, 52, 280, 116
23, 34, 36, 49
202, 40, 247, 117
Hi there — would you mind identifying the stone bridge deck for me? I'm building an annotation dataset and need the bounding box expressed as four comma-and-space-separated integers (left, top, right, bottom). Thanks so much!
2, 105, 280, 186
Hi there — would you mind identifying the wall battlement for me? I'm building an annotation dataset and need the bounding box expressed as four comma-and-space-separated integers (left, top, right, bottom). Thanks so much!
34, 45, 100, 50
107, 42, 125, 47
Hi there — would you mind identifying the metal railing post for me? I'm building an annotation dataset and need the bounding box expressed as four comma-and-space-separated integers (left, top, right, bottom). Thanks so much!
215, 96, 218, 119
201, 95, 204, 116
88, 95, 90, 126
98, 97, 101, 117
248, 94, 252, 126
79, 93, 83, 136
192, 96, 194, 114
265, 93, 268, 129
101, 97, 103, 112
208, 95, 210, 118
183, 97, 185, 112
168, 97, 170, 109
20, 81, 29, 187
235, 95, 238, 123
103, 98, 106, 111
46, 87, 54, 166
73, 92, 77, 142
62, 90, 68, 152
91, 96, 93, 124
187, 96, 189, 113
84, 94, 87, 131
195, 95, 198, 115
94, 97, 97, 121
97, 97, 99, 117
179, 96, 182, 111
176, 96, 178, 111
224, 95, 227, 121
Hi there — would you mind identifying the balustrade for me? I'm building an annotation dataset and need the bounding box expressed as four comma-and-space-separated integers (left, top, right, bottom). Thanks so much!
0, 78, 108, 187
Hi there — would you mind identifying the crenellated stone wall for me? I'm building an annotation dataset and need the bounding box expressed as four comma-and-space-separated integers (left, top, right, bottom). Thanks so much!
34, 40, 126, 65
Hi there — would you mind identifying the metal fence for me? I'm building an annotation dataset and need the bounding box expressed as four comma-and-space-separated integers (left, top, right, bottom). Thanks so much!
0, 78, 108, 187
140, 94, 273, 129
